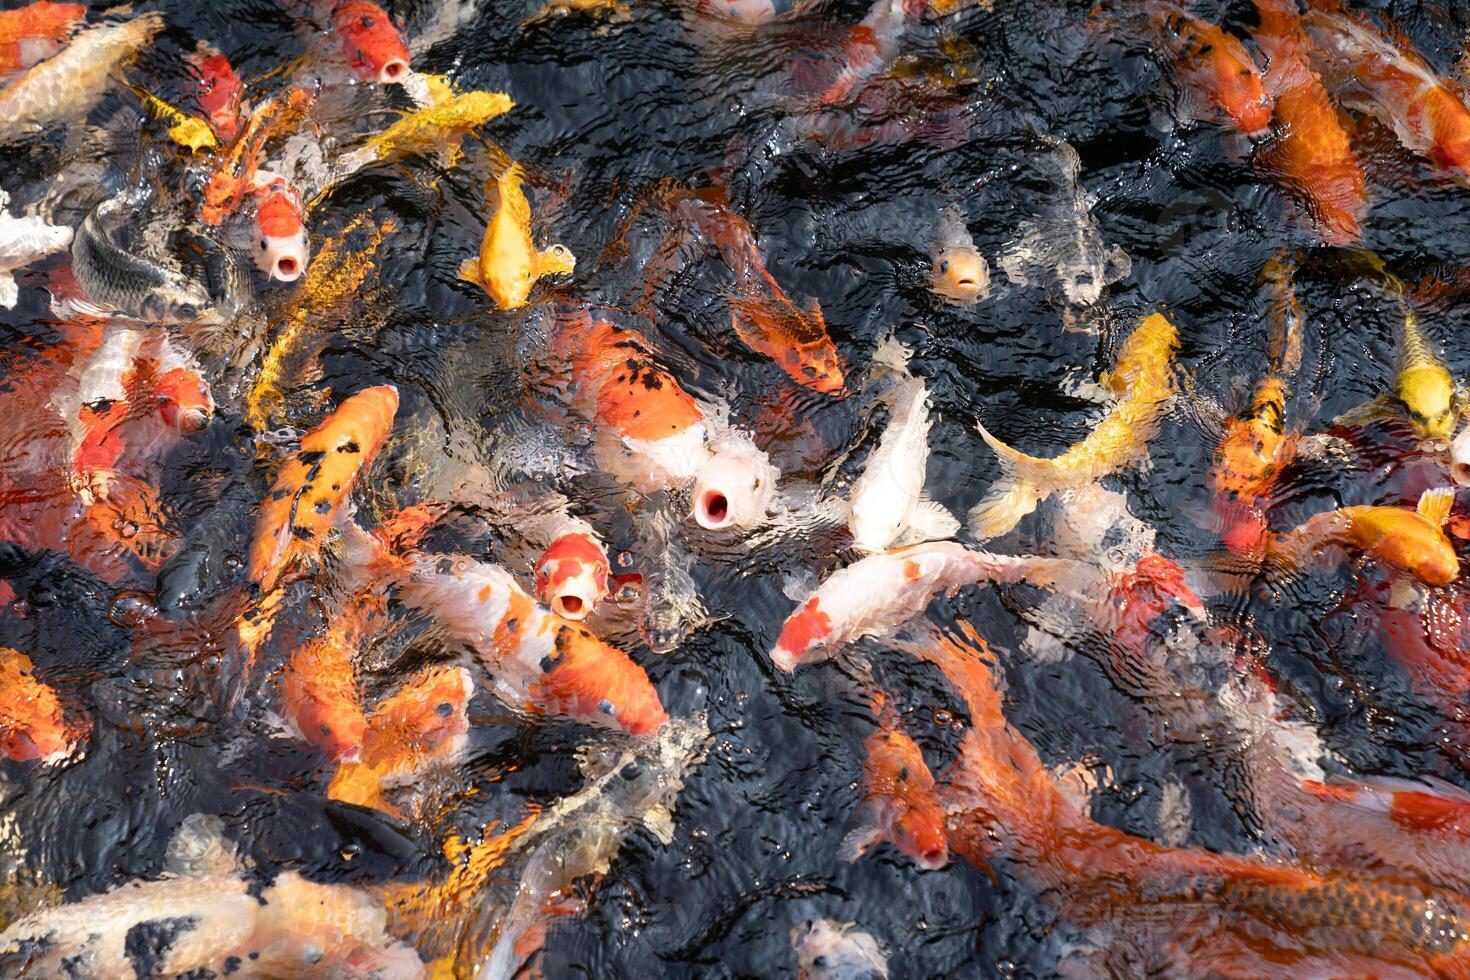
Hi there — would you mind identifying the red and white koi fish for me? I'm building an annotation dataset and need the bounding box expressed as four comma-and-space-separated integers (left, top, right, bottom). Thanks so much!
841, 695, 948, 870
814, 0, 921, 107
247, 170, 309, 282
331, 0, 411, 84
188, 41, 245, 144
769, 543, 1070, 671
1251, 0, 1368, 244
400, 553, 668, 734
535, 529, 610, 622
1303, 0, 1470, 185
0, 1, 84, 81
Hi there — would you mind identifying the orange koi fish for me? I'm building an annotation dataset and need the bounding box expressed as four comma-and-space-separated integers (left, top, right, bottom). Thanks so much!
188, 41, 244, 144
1304, 0, 1470, 184
247, 385, 399, 593
769, 543, 1069, 671
0, 1, 84, 79
534, 531, 610, 622
640, 182, 845, 395
279, 595, 378, 763
328, 664, 474, 816
459, 163, 575, 311
0, 647, 81, 763
1251, 0, 1368, 244
400, 554, 669, 734
248, 171, 309, 282
332, 0, 411, 84
916, 623, 1470, 977
1269, 486, 1460, 586
1140, 1, 1273, 136
841, 695, 949, 870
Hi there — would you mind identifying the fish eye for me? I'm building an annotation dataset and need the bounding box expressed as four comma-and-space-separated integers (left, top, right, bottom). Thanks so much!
620, 762, 641, 779
177, 305, 198, 320
599, 698, 617, 716
813, 956, 828, 968
753, 477, 761, 488
939, 260, 949, 272
436, 702, 452, 717
259, 239, 268, 251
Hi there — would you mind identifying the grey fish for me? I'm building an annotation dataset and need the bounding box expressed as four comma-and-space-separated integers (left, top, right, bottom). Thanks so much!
66, 192, 217, 324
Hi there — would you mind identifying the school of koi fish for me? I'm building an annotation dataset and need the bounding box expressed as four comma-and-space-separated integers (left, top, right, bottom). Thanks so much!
2, 0, 1470, 975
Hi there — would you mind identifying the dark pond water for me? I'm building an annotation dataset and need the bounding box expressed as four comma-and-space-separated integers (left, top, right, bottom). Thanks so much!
1, 0, 1470, 975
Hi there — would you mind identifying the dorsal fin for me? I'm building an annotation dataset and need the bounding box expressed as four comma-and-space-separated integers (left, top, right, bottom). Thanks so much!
1416, 486, 1455, 527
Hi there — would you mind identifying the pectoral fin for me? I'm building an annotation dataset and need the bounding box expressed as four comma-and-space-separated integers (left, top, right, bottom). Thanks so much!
537, 243, 576, 277
897, 495, 960, 545
838, 813, 883, 864
1333, 393, 1396, 430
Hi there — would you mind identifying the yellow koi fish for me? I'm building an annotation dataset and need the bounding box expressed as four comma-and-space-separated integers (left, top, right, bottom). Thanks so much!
459, 164, 575, 310
336, 75, 513, 174
969, 312, 1179, 538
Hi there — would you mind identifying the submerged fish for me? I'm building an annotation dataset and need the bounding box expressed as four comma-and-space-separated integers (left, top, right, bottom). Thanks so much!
969, 311, 1179, 539
1140, 1, 1273, 136
841, 697, 948, 870
0, 647, 81, 764
847, 338, 958, 554
0, 12, 163, 144
399, 553, 668, 734
1269, 486, 1460, 586
635, 508, 712, 654
188, 41, 245, 144
792, 920, 890, 980
0, 2, 85, 80
335, 76, 514, 173
0, 187, 70, 308
65, 191, 216, 325
928, 206, 989, 305
459, 164, 575, 311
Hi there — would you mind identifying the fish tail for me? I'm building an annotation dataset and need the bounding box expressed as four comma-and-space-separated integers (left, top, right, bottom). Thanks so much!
870, 334, 912, 378
968, 418, 1049, 539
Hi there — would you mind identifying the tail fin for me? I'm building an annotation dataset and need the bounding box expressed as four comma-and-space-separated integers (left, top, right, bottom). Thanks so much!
1417, 486, 1455, 527
968, 419, 1048, 539
870, 335, 912, 378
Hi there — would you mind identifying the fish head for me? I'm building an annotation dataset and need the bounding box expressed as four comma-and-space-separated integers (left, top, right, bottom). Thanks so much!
335, 1, 411, 84
154, 367, 214, 434
849, 497, 905, 556
485, 247, 536, 310
792, 921, 888, 980
698, 0, 780, 24
535, 533, 610, 621
637, 565, 706, 654
1211, 416, 1286, 504
284, 654, 368, 764
930, 243, 990, 305
364, 666, 473, 767
691, 441, 778, 530
535, 623, 668, 734
1221, 64, 1272, 136
142, 279, 214, 325
891, 802, 949, 870
253, 185, 310, 282
1451, 421, 1470, 489
1397, 365, 1457, 442
188, 45, 244, 143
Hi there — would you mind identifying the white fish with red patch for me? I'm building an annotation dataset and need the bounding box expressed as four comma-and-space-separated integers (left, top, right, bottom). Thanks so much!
0, 189, 70, 307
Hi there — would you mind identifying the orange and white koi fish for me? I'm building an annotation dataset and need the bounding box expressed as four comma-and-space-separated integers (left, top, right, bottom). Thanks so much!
1251, 0, 1368, 244
328, 664, 474, 817
332, 0, 411, 84
247, 170, 310, 282
546, 309, 779, 526
847, 338, 958, 554
1141, 1, 1273, 136
841, 697, 948, 870
247, 385, 399, 593
0, 12, 163, 144
929, 206, 988, 305
815, 0, 920, 106
188, 41, 244, 144
637, 182, 845, 395
401, 553, 669, 734
0, 1, 84, 80
535, 529, 610, 621
769, 543, 1067, 671
969, 311, 1178, 539
1303, 1, 1470, 185
0, 647, 80, 763
0, 188, 71, 308
916, 623, 1470, 978
1269, 486, 1460, 586
459, 164, 574, 310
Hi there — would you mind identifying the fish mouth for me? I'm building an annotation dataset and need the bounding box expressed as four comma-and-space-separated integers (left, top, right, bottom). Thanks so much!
1452, 460, 1470, 488
178, 409, 210, 434
694, 490, 731, 529
378, 59, 409, 84
274, 255, 302, 281
917, 846, 949, 870
550, 591, 592, 620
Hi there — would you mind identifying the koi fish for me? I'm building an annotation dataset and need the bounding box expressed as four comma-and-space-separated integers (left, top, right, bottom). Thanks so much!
689, 429, 779, 530
188, 41, 244, 144
847, 338, 958, 554
0, 647, 79, 763
521, 0, 631, 29
969, 311, 1178, 539
459, 164, 575, 311
279, 597, 374, 763
125, 83, 218, 153
792, 920, 890, 980
400, 553, 668, 734
332, 0, 411, 84
0, 187, 71, 308
535, 530, 610, 621
1293, 774, 1470, 885
335, 75, 513, 173
248, 171, 310, 282
1269, 486, 1460, 586
0, 12, 164, 144
247, 384, 399, 593
1303, 1, 1470, 184
929, 206, 989, 305
1142, 1, 1273, 136
1251, 0, 1368, 244
814, 0, 918, 106
327, 665, 474, 817
0, 1, 85, 80
841, 698, 948, 870
769, 543, 1068, 671
916, 623, 1470, 978
636, 182, 845, 394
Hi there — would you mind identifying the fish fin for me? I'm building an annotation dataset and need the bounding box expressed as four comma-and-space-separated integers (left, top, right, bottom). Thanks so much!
537, 243, 575, 277
902, 495, 960, 544
781, 569, 817, 602
968, 418, 1046, 539
164, 813, 237, 878
327, 762, 400, 819
870, 335, 913, 378
838, 814, 883, 864
0, 272, 16, 309
1387, 576, 1425, 611
1333, 393, 1397, 430
458, 257, 484, 285
1339, 772, 1470, 804
51, 294, 125, 322
1417, 486, 1455, 527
